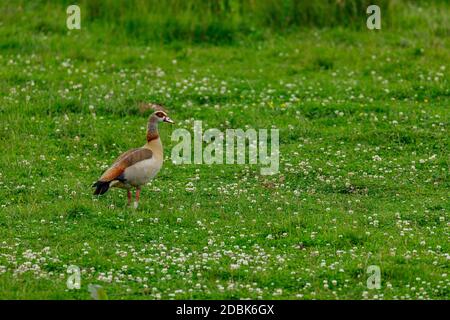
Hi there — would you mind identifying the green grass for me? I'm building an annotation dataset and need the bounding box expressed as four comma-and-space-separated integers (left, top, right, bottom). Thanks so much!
0, 1, 449, 299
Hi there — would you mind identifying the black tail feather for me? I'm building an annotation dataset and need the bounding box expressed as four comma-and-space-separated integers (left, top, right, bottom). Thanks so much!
92, 181, 110, 195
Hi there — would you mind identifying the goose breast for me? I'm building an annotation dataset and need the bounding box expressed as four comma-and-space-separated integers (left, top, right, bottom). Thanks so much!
123, 157, 162, 187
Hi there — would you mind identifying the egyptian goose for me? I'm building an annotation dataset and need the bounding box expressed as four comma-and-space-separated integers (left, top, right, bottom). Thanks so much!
93, 105, 174, 208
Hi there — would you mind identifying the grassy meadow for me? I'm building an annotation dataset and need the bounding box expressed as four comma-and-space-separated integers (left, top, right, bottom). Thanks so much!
0, 1, 449, 299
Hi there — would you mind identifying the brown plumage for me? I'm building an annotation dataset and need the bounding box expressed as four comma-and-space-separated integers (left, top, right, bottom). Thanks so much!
93, 106, 174, 208
97, 148, 153, 183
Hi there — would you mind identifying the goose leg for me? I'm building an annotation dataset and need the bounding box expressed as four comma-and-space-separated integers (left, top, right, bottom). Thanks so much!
127, 190, 132, 206
134, 187, 141, 209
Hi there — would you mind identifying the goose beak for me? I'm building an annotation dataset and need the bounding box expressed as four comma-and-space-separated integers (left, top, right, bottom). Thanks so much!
163, 116, 174, 124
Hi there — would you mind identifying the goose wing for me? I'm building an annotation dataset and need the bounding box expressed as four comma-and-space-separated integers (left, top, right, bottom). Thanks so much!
98, 148, 153, 182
